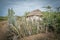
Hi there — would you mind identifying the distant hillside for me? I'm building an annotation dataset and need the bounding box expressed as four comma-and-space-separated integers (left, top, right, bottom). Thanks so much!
0, 16, 8, 21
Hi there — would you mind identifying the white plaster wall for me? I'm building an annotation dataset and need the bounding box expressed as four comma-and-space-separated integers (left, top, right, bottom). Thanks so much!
26, 16, 43, 22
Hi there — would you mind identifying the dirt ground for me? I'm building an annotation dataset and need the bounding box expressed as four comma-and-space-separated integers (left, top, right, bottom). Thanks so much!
20, 33, 55, 40
0, 21, 8, 40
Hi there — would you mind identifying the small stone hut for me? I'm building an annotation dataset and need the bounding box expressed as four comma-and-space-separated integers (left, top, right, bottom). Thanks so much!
26, 9, 43, 22
26, 9, 45, 33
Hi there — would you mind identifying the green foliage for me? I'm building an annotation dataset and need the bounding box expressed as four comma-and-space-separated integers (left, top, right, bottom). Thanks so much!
42, 11, 60, 34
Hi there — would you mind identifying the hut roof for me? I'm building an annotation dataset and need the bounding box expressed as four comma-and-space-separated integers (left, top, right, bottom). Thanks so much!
27, 9, 43, 17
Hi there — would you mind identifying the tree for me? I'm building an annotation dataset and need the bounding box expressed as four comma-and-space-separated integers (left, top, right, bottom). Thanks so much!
43, 6, 52, 33
43, 5, 52, 12
56, 7, 60, 12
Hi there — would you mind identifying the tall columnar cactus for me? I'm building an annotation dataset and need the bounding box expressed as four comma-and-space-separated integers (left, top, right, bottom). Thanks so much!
8, 8, 16, 26
8, 8, 20, 40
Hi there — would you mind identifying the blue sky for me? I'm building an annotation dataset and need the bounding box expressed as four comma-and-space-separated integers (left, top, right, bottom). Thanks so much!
0, 0, 60, 16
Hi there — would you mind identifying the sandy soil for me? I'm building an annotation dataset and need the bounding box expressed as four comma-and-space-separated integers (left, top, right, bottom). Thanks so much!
20, 33, 55, 40
0, 21, 8, 40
